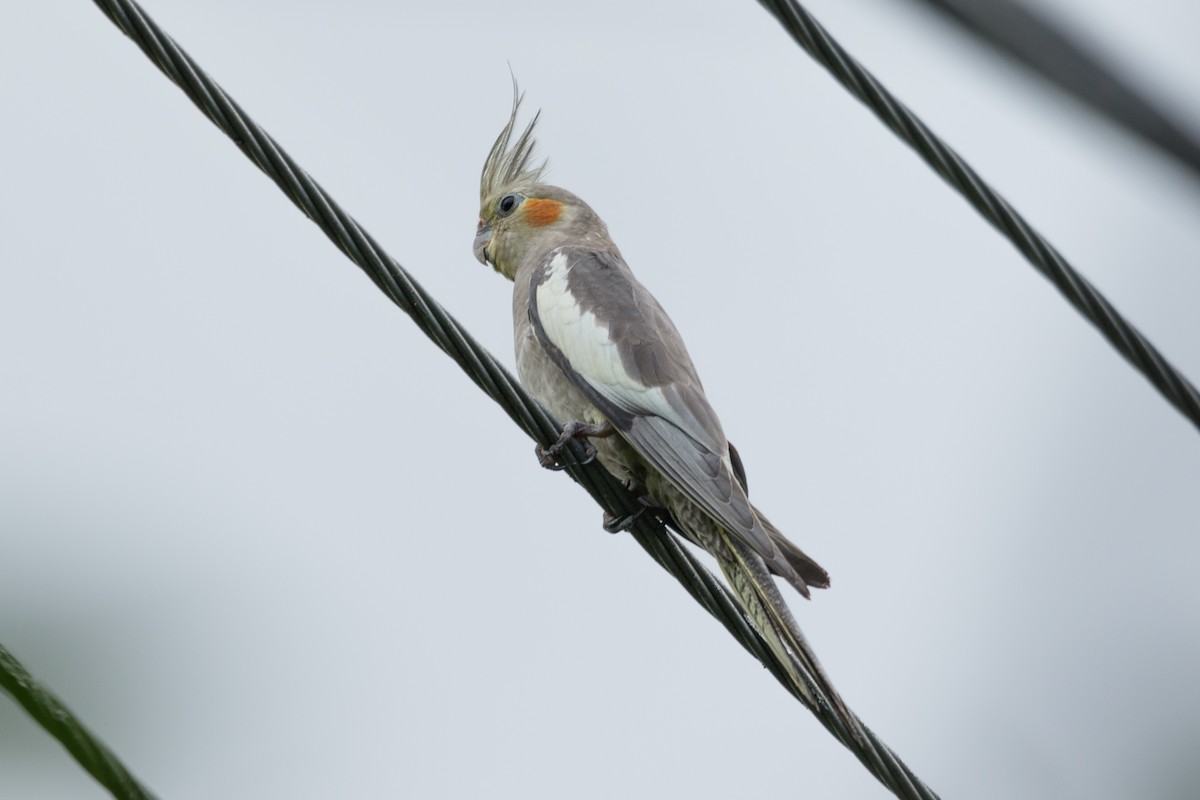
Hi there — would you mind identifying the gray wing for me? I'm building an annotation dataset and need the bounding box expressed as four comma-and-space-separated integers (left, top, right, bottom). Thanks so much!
528, 245, 778, 562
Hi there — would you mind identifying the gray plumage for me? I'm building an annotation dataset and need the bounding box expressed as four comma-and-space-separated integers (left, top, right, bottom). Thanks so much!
527, 245, 802, 586
474, 92, 857, 736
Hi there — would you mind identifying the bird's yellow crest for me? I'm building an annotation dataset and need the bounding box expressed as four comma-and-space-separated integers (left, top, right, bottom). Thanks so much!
480, 84, 547, 203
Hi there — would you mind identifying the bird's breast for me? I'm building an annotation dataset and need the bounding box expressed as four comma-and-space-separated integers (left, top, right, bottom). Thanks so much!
514, 318, 600, 430
513, 281, 645, 486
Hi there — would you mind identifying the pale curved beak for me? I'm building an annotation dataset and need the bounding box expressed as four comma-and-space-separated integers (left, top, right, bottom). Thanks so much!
473, 221, 492, 266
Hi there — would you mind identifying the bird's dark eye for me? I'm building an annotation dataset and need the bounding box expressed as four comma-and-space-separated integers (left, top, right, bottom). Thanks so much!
498, 194, 519, 215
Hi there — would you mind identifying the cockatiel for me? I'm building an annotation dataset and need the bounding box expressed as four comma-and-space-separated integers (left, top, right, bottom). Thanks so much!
473, 91, 857, 734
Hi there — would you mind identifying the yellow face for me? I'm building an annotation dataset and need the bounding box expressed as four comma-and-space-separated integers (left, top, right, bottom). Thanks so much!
474, 190, 565, 280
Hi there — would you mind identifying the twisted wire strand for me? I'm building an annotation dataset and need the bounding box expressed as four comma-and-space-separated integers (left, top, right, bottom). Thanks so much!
909, 0, 1200, 179
0, 645, 158, 800
757, 0, 1200, 433
84, 0, 940, 797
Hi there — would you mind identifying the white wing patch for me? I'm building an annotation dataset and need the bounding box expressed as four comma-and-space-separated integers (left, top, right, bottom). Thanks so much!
533, 249, 777, 560
536, 250, 685, 429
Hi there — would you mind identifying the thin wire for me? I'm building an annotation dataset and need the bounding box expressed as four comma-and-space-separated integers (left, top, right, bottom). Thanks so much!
756, 0, 1200, 432
0, 645, 159, 800
86, 0, 939, 797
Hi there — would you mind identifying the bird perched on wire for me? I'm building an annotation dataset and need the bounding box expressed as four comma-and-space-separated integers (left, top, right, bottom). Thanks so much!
473, 89, 859, 739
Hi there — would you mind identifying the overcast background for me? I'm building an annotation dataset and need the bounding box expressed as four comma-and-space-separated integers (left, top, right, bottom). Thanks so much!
2, 1, 1199, 798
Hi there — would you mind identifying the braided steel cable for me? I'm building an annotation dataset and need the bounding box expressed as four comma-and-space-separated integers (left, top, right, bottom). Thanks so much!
756, 0, 1200, 433
907, 0, 1200, 179
0, 645, 158, 800
84, 1, 940, 797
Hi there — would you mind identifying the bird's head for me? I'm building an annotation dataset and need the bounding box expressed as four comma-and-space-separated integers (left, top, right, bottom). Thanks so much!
474, 89, 606, 281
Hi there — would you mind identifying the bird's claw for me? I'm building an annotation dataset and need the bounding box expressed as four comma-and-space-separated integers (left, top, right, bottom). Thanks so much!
534, 420, 612, 470
602, 506, 647, 533
535, 439, 597, 471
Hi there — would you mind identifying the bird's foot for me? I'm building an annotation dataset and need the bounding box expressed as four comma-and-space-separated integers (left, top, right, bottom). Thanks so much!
602, 490, 668, 534
603, 506, 645, 533
535, 420, 615, 471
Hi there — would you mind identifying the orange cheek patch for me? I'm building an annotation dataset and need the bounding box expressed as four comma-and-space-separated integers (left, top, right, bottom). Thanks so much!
523, 198, 563, 227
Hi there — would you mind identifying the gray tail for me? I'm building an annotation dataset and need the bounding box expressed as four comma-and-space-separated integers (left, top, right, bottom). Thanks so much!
718, 530, 863, 744
756, 507, 831, 594
727, 442, 830, 595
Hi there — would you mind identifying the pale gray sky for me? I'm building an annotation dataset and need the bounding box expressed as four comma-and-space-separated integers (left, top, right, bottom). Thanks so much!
2, 1, 1199, 798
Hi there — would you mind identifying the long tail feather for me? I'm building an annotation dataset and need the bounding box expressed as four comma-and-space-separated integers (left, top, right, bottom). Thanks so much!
756, 507, 831, 592
727, 441, 830, 595
715, 528, 862, 743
